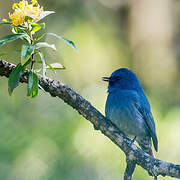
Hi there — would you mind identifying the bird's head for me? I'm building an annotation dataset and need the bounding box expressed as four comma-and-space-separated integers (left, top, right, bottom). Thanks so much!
102, 68, 142, 93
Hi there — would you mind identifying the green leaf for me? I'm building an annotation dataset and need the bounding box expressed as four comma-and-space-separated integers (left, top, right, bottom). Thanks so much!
14, 27, 25, 33
45, 63, 55, 73
25, 16, 33, 23
0, 33, 25, 47
34, 33, 46, 41
40, 23, 45, 29
36, 11, 55, 22
36, 42, 56, 51
8, 63, 25, 95
21, 44, 35, 65
27, 71, 38, 98
31, 23, 41, 32
38, 52, 46, 79
47, 63, 65, 70
0, 22, 11, 25
22, 37, 31, 43
27, 71, 33, 96
47, 32, 78, 52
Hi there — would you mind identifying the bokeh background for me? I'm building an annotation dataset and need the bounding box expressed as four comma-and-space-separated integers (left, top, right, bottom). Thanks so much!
0, 0, 180, 179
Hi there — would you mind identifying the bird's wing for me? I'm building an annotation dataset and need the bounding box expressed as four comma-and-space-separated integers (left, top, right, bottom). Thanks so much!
139, 108, 158, 152
121, 90, 158, 152
136, 93, 158, 152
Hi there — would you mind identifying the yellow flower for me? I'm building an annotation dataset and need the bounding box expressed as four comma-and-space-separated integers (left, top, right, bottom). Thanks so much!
9, 0, 43, 26
2, 19, 8, 22
31, 0, 38, 5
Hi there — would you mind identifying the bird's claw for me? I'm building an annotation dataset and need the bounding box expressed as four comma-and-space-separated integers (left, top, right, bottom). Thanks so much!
148, 169, 158, 180
130, 136, 137, 145
93, 124, 99, 130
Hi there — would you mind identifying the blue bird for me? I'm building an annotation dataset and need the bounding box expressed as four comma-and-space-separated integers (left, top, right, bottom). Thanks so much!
103, 68, 158, 157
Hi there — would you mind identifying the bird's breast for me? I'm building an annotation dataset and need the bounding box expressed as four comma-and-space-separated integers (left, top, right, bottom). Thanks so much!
105, 91, 147, 138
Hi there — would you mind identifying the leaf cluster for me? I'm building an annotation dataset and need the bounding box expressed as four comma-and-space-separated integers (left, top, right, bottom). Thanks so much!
0, 11, 77, 98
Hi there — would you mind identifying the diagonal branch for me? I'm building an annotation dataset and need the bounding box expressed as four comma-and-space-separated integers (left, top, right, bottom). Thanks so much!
0, 59, 180, 179
124, 159, 136, 180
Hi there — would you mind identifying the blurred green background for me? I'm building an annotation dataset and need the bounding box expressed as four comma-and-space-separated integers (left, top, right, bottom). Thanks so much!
0, 0, 180, 179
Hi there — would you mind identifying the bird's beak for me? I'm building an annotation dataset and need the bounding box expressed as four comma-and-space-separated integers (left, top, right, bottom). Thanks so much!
102, 77, 110, 82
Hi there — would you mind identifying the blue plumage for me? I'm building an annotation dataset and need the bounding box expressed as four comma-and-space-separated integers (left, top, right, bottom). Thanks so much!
103, 68, 158, 156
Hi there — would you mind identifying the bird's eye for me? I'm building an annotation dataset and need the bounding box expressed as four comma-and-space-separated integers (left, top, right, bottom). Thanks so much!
116, 77, 120, 80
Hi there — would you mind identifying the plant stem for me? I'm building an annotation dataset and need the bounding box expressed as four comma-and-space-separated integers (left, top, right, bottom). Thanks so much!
30, 53, 35, 70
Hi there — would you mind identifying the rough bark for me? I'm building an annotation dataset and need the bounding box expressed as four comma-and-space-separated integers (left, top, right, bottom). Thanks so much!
124, 160, 136, 180
0, 59, 180, 179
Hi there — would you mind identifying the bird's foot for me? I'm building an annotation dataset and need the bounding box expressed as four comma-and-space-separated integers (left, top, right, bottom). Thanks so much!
148, 169, 158, 180
130, 136, 137, 145
93, 124, 99, 131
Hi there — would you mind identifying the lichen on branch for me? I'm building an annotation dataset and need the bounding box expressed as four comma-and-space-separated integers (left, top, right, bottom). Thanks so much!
0, 59, 180, 179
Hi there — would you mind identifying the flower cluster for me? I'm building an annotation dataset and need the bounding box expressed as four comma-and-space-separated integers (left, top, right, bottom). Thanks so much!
8, 0, 43, 26
0, 0, 77, 98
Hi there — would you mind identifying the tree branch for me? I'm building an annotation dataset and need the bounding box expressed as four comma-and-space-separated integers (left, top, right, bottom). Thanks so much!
124, 159, 136, 180
0, 59, 180, 179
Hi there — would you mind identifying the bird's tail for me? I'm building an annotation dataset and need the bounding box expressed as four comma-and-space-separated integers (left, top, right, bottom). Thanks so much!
137, 138, 157, 178
143, 146, 155, 158
137, 139, 155, 158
